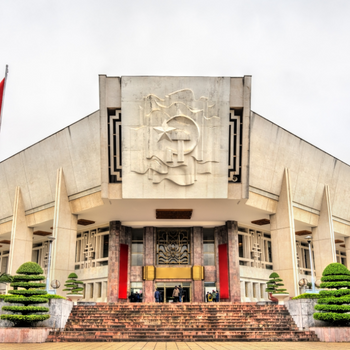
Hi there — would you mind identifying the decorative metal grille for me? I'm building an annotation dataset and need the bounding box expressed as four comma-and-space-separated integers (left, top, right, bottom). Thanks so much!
228, 108, 243, 183
156, 228, 191, 265
108, 108, 122, 183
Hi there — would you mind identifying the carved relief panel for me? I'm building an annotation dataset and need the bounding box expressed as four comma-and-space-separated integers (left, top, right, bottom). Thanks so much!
156, 228, 191, 265
122, 77, 230, 198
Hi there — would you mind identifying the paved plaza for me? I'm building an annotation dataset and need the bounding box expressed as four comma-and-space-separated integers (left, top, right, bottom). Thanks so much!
1, 342, 350, 350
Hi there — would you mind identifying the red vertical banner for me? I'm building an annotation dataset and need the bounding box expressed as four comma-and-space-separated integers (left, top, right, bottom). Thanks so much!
0, 78, 5, 115
118, 244, 128, 299
218, 243, 229, 299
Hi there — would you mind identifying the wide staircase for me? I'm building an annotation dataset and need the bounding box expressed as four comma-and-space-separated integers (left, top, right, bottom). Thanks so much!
47, 302, 319, 342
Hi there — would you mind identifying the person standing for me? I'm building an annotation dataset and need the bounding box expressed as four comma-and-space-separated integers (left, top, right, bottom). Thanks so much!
206, 291, 209, 302
216, 290, 220, 302
154, 288, 160, 302
212, 290, 217, 302
172, 286, 179, 302
178, 285, 183, 302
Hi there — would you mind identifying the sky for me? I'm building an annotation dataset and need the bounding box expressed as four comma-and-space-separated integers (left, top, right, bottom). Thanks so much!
0, 0, 350, 163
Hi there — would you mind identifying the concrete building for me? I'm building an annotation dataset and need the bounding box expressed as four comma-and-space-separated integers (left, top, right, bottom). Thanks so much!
0, 75, 349, 303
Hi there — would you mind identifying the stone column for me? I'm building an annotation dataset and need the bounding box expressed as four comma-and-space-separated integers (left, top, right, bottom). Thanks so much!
227, 221, 241, 302
107, 221, 121, 302
270, 168, 299, 297
193, 227, 203, 302
51, 168, 77, 296
8, 187, 33, 276
312, 185, 336, 279
214, 223, 241, 302
143, 227, 154, 303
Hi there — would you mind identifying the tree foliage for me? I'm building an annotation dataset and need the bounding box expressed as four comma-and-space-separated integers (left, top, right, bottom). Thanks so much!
265, 272, 288, 294
0, 262, 50, 326
0, 272, 13, 284
62, 272, 84, 295
314, 263, 350, 324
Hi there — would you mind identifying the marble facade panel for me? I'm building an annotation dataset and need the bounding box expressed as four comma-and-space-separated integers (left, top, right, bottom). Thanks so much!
204, 266, 216, 282
130, 266, 142, 281
107, 221, 121, 302
122, 76, 230, 199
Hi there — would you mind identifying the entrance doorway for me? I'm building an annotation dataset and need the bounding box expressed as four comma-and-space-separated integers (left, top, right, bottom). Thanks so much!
156, 282, 191, 303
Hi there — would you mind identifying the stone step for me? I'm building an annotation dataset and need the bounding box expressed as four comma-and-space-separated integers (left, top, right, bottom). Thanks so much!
68, 312, 292, 317
65, 325, 298, 334
46, 303, 317, 343
47, 330, 318, 342
73, 304, 286, 312
69, 316, 291, 323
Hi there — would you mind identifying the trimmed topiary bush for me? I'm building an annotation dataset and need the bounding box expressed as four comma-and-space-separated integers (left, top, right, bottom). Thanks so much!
292, 293, 321, 300
265, 272, 288, 294
314, 263, 350, 324
0, 272, 13, 284
41, 294, 66, 299
0, 262, 50, 326
62, 272, 84, 295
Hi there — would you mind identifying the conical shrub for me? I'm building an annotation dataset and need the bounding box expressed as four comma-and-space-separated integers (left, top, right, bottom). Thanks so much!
0, 262, 50, 325
314, 263, 350, 324
265, 272, 288, 294
62, 272, 84, 295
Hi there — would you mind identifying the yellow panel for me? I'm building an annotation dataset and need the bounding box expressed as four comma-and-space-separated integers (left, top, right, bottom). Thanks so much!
143, 265, 155, 280
155, 267, 192, 279
192, 265, 204, 280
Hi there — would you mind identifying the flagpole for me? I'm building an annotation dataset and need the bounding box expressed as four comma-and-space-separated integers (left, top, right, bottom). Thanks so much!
0, 64, 9, 131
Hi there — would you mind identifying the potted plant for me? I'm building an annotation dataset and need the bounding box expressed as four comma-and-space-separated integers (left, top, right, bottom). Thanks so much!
0, 262, 50, 326
266, 272, 289, 305
313, 262, 350, 324
63, 272, 84, 304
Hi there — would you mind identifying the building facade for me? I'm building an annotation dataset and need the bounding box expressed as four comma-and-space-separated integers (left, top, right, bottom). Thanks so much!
0, 76, 349, 303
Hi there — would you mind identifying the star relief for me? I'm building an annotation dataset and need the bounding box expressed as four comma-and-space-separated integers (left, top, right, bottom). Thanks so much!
153, 119, 177, 142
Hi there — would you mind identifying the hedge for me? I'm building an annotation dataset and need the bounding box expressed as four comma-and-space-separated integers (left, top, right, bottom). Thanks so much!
3, 296, 48, 304
41, 294, 66, 299
2, 306, 49, 313
321, 275, 350, 282
319, 289, 350, 297
8, 289, 47, 295
314, 313, 350, 323
10, 282, 46, 288
1, 314, 50, 322
322, 263, 350, 276
16, 262, 44, 275
292, 293, 321, 300
314, 304, 350, 313
320, 281, 350, 289
13, 275, 45, 281
318, 296, 350, 305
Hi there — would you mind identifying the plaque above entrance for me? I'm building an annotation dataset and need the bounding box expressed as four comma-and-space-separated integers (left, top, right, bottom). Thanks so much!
121, 76, 230, 198
142, 266, 204, 280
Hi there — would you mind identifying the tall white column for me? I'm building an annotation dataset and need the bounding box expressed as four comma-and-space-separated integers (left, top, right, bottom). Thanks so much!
270, 168, 299, 297
312, 185, 336, 279
8, 187, 33, 275
50, 168, 77, 295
